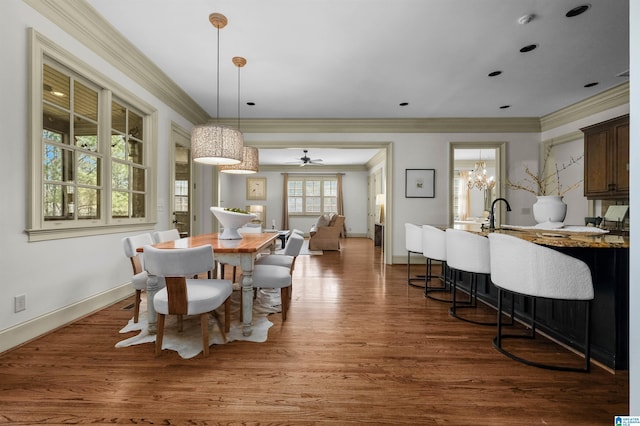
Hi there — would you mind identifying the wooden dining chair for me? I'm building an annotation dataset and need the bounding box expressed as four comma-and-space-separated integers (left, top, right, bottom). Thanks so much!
122, 233, 154, 323
143, 244, 233, 357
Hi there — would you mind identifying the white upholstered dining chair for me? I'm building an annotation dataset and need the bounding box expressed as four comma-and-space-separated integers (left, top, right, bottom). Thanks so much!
143, 244, 233, 357
152, 229, 181, 243
122, 233, 154, 323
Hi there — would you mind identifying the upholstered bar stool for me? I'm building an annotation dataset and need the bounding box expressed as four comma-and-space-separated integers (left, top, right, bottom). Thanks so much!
445, 228, 503, 325
488, 233, 594, 372
405, 223, 426, 288
421, 225, 450, 301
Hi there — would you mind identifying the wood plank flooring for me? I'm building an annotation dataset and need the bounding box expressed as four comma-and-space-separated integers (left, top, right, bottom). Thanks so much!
0, 237, 628, 424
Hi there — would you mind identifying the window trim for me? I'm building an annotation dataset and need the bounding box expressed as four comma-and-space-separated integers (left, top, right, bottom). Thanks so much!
287, 175, 338, 216
26, 29, 157, 241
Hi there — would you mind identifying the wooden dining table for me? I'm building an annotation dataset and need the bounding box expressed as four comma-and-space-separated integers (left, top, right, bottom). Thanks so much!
140, 232, 279, 336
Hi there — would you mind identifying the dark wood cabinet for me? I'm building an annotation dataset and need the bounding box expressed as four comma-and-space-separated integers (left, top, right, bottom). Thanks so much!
581, 115, 629, 199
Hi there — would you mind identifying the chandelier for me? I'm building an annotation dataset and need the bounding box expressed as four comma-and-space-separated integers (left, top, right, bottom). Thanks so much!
192, 13, 244, 166
467, 160, 495, 191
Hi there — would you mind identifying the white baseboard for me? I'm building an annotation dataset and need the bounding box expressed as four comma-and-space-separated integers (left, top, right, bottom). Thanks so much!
0, 284, 133, 354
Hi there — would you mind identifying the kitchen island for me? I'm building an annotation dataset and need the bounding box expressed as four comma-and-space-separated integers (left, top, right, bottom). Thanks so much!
451, 224, 629, 370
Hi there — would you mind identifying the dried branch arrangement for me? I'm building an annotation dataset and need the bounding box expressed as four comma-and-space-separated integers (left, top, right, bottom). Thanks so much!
506, 146, 584, 196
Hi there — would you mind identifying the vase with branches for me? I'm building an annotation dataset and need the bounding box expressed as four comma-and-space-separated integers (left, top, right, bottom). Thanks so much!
506, 146, 584, 196
507, 146, 584, 224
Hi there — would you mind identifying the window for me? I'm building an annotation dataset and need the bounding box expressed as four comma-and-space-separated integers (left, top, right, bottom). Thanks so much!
287, 176, 338, 215
28, 30, 157, 241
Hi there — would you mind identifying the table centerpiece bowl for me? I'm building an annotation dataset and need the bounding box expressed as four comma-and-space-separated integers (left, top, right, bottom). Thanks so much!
210, 207, 257, 240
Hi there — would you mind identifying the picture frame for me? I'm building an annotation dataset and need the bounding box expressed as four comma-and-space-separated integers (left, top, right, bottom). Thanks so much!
246, 177, 267, 200
405, 169, 435, 198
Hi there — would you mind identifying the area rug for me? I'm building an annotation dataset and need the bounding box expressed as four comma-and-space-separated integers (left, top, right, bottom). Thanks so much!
116, 289, 281, 359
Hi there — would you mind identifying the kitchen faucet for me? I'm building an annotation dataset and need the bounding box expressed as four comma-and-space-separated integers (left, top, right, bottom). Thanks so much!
489, 198, 512, 230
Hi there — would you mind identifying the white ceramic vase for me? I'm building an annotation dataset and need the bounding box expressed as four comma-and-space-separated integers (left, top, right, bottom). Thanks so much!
210, 207, 257, 239
532, 195, 567, 224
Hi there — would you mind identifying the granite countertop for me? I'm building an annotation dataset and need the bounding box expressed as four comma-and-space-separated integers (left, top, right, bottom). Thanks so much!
452, 223, 629, 249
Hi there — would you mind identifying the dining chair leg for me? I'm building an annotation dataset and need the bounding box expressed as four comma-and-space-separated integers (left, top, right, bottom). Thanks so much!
200, 313, 210, 357
281, 287, 290, 321
134, 289, 141, 323
155, 313, 166, 356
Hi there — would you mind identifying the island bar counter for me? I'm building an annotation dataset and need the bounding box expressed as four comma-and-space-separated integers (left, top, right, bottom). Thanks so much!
451, 224, 629, 371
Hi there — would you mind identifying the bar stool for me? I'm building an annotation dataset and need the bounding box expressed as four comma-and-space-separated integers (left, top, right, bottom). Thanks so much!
488, 233, 594, 372
445, 228, 500, 325
421, 225, 450, 301
405, 223, 426, 288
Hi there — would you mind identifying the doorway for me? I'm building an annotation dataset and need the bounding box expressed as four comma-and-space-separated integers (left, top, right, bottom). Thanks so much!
449, 142, 506, 227
170, 123, 192, 237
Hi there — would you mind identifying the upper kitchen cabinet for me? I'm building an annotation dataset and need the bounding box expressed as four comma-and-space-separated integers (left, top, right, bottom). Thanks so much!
581, 115, 629, 200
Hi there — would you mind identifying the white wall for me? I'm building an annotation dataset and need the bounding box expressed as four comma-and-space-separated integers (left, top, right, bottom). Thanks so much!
0, 1, 192, 347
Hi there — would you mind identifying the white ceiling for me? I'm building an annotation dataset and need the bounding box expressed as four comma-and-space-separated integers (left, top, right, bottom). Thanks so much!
86, 0, 629, 165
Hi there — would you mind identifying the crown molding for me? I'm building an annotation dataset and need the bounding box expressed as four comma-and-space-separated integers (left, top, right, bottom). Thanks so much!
222, 117, 540, 133
540, 82, 629, 132
24, 0, 210, 125
259, 164, 368, 172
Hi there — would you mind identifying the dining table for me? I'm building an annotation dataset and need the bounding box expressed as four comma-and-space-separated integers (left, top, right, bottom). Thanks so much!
139, 232, 279, 336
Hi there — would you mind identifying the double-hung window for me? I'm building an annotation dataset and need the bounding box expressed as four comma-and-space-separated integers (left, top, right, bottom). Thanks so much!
287, 175, 338, 215
28, 30, 157, 241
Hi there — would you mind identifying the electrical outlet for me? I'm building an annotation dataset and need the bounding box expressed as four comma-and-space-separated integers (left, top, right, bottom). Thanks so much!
14, 294, 26, 313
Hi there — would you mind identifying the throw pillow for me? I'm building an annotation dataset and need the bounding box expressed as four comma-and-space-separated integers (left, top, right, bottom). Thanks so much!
315, 214, 331, 228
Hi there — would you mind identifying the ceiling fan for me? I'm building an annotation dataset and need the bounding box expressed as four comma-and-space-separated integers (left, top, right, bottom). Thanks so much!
288, 149, 324, 167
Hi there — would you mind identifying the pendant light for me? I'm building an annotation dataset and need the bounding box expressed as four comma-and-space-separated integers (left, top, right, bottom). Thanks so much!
220, 56, 259, 174
191, 13, 244, 165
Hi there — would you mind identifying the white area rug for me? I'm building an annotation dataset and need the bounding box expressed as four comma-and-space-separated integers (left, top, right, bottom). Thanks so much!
116, 289, 281, 359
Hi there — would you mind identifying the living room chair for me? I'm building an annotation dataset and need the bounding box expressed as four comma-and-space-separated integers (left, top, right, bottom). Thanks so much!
488, 233, 594, 372
122, 233, 154, 323
143, 244, 233, 357
405, 223, 426, 288
308, 215, 345, 251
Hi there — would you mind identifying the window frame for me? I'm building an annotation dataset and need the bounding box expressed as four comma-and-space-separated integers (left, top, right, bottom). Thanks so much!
27, 29, 157, 241
287, 175, 338, 216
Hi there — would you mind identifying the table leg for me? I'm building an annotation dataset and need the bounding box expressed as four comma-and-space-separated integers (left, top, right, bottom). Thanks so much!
240, 255, 254, 336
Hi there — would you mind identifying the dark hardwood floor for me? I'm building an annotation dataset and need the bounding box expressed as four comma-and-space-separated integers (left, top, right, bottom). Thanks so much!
0, 237, 628, 424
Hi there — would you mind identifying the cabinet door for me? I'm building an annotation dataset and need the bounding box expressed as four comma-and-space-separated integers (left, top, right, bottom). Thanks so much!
584, 129, 610, 197
613, 121, 629, 194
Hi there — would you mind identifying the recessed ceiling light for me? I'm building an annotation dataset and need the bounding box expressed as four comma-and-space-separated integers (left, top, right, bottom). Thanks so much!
584, 82, 599, 88
499, 105, 511, 109
246, 102, 255, 106
399, 102, 409, 107
519, 44, 538, 53
566, 4, 590, 18
517, 14, 535, 25
488, 71, 502, 77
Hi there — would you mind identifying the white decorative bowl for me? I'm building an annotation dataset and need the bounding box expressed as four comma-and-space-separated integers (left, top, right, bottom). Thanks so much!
210, 207, 257, 240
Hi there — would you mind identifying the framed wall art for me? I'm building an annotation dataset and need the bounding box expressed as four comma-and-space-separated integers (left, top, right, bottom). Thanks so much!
246, 177, 267, 200
405, 169, 435, 198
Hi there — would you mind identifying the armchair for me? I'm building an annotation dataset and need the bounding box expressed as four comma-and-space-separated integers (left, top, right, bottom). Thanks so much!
308, 214, 345, 251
